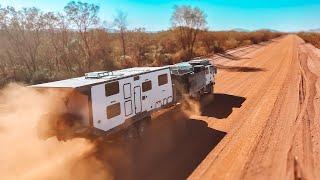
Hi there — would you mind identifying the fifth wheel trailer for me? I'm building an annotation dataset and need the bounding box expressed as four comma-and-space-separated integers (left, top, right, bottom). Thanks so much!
32, 59, 217, 140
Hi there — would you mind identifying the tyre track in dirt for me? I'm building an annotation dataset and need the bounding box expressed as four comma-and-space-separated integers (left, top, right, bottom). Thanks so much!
193, 38, 285, 132
189, 35, 320, 179
240, 36, 302, 180
291, 43, 320, 179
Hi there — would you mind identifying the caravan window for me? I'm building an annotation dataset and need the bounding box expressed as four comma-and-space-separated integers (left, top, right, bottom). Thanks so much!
158, 74, 168, 86
134, 76, 140, 81
142, 80, 152, 92
106, 102, 121, 119
105, 81, 119, 96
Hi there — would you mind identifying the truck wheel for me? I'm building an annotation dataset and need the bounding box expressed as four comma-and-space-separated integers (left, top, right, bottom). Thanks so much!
207, 84, 213, 94
209, 85, 215, 100
201, 88, 205, 96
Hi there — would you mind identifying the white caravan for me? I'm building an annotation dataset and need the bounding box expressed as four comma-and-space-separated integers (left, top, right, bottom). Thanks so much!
33, 67, 173, 138
32, 60, 216, 140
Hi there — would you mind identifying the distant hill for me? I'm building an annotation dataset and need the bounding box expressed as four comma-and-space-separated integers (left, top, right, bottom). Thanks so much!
309, 28, 320, 33
255, 28, 279, 32
229, 28, 280, 32
230, 28, 250, 32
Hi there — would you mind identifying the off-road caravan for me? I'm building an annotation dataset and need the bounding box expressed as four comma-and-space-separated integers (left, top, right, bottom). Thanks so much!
32, 60, 216, 140
33, 67, 174, 139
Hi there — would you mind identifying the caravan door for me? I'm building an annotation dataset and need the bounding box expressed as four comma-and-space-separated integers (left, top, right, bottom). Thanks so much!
134, 86, 142, 114
123, 83, 133, 116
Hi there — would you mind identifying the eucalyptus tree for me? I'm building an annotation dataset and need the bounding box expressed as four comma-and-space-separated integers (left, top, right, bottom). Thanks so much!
171, 5, 207, 59
114, 10, 128, 59
64, 1, 100, 71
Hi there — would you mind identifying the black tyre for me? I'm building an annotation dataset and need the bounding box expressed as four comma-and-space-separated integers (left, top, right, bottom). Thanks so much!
207, 84, 213, 94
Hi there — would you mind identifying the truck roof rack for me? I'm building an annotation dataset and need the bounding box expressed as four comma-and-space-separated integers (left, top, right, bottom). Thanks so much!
189, 59, 211, 66
169, 62, 194, 75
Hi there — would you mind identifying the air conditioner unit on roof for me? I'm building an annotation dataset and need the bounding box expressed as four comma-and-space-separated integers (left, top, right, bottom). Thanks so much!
85, 71, 114, 79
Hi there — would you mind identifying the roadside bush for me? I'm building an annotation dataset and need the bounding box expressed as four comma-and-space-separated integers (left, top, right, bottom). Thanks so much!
196, 30, 282, 55
210, 41, 224, 53
224, 38, 239, 49
240, 39, 252, 46
194, 46, 208, 57
298, 32, 320, 48
172, 50, 189, 63
154, 53, 173, 66
0, 2, 284, 87
0, 76, 10, 88
30, 69, 54, 84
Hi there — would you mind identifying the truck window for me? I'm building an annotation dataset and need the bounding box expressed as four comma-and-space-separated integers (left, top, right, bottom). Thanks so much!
105, 81, 119, 96
158, 74, 168, 86
142, 80, 152, 92
205, 67, 209, 74
194, 65, 204, 73
106, 102, 121, 119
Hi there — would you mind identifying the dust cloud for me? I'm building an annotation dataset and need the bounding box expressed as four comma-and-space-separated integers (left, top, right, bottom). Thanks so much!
180, 95, 201, 117
0, 83, 112, 180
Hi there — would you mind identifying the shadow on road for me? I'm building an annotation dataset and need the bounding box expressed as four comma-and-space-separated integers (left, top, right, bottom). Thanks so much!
255, 39, 277, 46
200, 93, 246, 119
95, 109, 226, 180
216, 53, 247, 60
216, 65, 266, 72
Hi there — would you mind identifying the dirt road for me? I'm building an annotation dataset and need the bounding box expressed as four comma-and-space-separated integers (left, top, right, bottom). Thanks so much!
189, 34, 320, 179
88, 35, 320, 180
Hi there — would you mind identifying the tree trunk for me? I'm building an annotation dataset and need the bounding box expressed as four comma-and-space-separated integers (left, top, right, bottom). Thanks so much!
120, 30, 126, 58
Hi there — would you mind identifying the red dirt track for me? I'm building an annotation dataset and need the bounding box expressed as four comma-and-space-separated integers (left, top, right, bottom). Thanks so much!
189, 35, 320, 179
97, 35, 320, 180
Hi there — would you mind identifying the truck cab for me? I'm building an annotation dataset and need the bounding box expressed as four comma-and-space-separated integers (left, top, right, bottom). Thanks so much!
169, 58, 217, 99
189, 59, 217, 94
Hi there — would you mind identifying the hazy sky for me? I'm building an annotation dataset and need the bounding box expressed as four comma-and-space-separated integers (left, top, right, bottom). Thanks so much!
0, 0, 319, 32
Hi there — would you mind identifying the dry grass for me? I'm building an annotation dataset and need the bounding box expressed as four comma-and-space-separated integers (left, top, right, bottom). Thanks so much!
297, 32, 320, 48
0, 3, 283, 87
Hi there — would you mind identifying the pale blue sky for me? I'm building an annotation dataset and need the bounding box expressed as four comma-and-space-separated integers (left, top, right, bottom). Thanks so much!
0, 0, 319, 32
